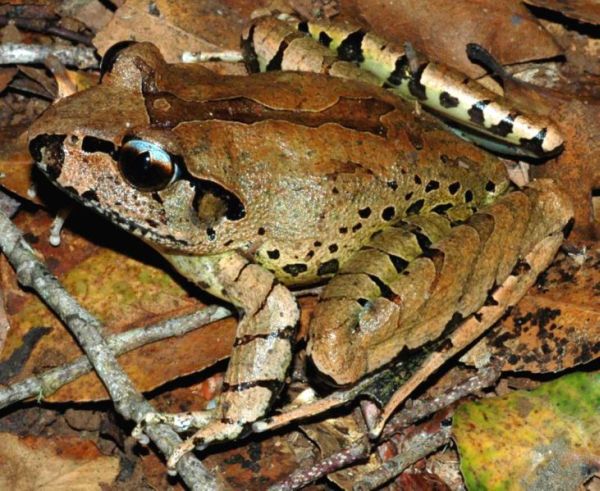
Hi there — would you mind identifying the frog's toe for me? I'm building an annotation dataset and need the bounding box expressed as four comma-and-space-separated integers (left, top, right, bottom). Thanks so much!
167, 420, 246, 471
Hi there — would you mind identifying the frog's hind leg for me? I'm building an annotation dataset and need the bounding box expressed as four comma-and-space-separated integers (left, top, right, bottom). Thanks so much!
243, 15, 563, 158
141, 252, 299, 471
308, 181, 573, 388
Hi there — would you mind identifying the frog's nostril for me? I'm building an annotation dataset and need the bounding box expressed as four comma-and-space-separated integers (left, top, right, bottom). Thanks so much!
29, 135, 66, 179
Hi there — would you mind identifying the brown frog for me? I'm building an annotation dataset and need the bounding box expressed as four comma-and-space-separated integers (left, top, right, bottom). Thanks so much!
28, 42, 572, 471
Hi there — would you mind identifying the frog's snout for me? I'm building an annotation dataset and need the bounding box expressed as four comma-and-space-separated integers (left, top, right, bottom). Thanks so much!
29, 134, 66, 180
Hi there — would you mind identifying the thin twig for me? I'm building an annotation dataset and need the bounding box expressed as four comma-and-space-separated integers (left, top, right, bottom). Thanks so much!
269, 440, 370, 491
0, 209, 221, 490
0, 15, 94, 46
0, 305, 232, 409
267, 363, 499, 490
382, 363, 500, 439
0, 43, 97, 69
354, 424, 452, 491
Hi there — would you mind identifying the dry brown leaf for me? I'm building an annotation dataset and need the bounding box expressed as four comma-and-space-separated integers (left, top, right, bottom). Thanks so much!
341, 0, 562, 78
524, 0, 600, 25
463, 248, 600, 372
58, 0, 113, 33
0, 68, 18, 93
93, 0, 269, 63
0, 207, 233, 401
530, 98, 600, 241
0, 432, 119, 490
0, 127, 39, 204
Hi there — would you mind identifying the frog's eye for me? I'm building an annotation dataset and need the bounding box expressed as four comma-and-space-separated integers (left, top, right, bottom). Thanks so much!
118, 139, 179, 191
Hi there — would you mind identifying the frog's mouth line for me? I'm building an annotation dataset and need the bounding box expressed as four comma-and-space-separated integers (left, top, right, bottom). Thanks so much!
35, 161, 194, 250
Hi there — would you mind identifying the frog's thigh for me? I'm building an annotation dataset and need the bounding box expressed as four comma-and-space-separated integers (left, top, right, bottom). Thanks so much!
307, 188, 557, 386
165, 252, 299, 425
307, 214, 471, 385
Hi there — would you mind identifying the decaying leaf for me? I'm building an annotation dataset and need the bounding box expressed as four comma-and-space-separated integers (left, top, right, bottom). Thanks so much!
453, 371, 600, 490
0, 208, 235, 401
93, 0, 267, 64
524, 0, 600, 26
0, 432, 119, 490
342, 0, 562, 77
463, 248, 600, 372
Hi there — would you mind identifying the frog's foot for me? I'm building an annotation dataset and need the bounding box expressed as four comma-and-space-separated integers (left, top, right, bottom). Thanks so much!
132, 410, 216, 444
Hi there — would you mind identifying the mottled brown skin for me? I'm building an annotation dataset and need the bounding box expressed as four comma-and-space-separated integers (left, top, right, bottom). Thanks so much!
28, 43, 572, 468
29, 43, 509, 285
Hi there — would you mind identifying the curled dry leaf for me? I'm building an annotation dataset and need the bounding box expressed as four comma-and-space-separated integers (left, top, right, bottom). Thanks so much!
93, 0, 268, 64
341, 0, 562, 77
463, 248, 600, 373
524, 0, 600, 25
0, 432, 119, 490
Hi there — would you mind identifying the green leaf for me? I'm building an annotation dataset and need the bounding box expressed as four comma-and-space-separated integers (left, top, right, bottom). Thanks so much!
453, 371, 600, 490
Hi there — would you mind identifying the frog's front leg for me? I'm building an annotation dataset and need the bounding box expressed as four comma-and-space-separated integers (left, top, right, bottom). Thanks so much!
148, 251, 299, 469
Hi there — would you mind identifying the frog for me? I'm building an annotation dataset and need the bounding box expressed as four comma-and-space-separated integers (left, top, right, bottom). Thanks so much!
28, 19, 572, 473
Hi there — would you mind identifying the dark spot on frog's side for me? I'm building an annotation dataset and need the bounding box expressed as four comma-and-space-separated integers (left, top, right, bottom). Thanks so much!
406, 199, 424, 215
358, 207, 371, 219
328, 244, 338, 253
267, 249, 280, 260
317, 259, 339, 276
283, 263, 308, 277
425, 180, 440, 192
382, 206, 396, 221
431, 203, 452, 215
448, 182, 460, 195
81, 190, 99, 202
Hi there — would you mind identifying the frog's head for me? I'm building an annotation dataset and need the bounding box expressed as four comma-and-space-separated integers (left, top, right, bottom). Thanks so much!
29, 43, 247, 254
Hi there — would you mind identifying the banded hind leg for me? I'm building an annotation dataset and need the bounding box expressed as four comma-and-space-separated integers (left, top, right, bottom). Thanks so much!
135, 251, 299, 470
308, 181, 573, 387
242, 14, 563, 157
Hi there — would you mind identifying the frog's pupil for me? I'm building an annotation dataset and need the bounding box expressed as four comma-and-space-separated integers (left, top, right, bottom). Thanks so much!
119, 140, 175, 192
